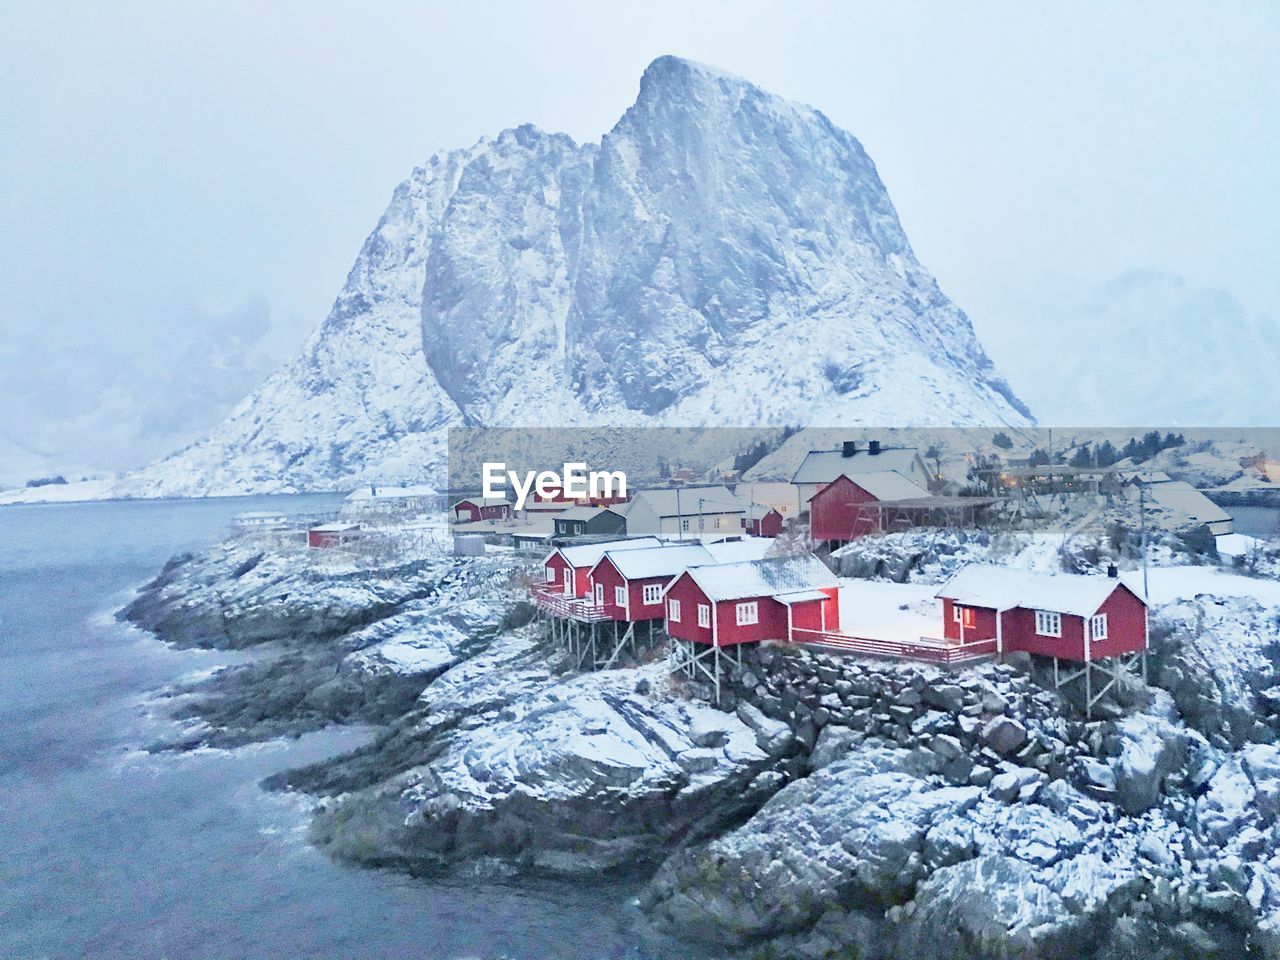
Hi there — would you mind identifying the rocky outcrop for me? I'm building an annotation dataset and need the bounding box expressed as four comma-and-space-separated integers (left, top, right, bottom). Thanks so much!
307, 658, 785, 875
126, 540, 519, 747
1150, 596, 1280, 748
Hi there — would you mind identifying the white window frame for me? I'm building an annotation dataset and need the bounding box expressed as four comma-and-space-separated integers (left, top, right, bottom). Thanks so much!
614, 586, 626, 607
545, 567, 555, 582
1034, 610, 1062, 637
953, 604, 975, 627
642, 583, 663, 605
697, 604, 711, 628
594, 583, 603, 605
668, 598, 681, 622
1091, 613, 1108, 639
735, 601, 759, 626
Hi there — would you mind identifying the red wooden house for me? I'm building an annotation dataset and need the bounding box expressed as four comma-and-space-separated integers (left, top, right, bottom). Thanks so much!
452, 497, 513, 522
540, 536, 661, 599
808, 470, 929, 543
935, 565, 1148, 662
588, 543, 714, 622
664, 554, 840, 648
743, 504, 784, 538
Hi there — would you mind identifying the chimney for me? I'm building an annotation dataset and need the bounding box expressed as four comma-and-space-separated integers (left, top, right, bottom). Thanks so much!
842, 441, 857, 458
869, 440, 882, 456
1107, 564, 1119, 579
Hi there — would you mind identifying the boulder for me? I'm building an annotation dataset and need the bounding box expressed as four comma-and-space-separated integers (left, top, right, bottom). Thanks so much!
982, 716, 1029, 757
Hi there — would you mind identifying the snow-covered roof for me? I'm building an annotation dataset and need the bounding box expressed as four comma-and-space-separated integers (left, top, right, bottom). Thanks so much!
745, 503, 780, 520
453, 496, 511, 508
704, 538, 774, 564
555, 505, 614, 522
792, 447, 923, 484
830, 470, 929, 502
600, 543, 715, 580
346, 483, 438, 501
676, 554, 838, 602
1145, 481, 1232, 525
936, 564, 1138, 617
630, 487, 744, 518
310, 522, 361, 532
552, 536, 662, 569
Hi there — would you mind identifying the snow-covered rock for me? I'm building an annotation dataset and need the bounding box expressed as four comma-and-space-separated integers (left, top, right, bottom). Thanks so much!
309, 661, 779, 875
113, 56, 1030, 498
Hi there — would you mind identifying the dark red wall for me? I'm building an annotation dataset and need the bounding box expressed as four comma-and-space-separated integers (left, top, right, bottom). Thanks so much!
747, 510, 784, 537
809, 476, 881, 542
1089, 585, 1148, 658
665, 573, 714, 644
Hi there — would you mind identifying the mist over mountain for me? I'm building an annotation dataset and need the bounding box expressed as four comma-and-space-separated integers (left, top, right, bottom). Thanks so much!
115, 56, 1032, 497
981, 270, 1280, 427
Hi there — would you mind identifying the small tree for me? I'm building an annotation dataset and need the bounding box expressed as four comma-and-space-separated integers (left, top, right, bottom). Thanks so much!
1069, 445, 1094, 469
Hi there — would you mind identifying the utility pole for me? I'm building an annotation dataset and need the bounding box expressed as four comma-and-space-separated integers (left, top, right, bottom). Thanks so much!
1140, 470, 1150, 600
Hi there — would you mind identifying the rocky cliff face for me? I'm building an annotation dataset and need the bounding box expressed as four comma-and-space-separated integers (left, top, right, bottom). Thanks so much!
119, 56, 1030, 498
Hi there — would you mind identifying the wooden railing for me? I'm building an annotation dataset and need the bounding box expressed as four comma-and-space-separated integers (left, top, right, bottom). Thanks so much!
530, 586, 611, 622
790, 628, 997, 664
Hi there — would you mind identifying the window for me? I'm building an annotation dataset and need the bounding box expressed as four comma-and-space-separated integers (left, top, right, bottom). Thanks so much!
594, 583, 603, 605
545, 567, 555, 582
1091, 614, 1108, 639
643, 583, 663, 605
1034, 610, 1062, 637
736, 601, 759, 626
953, 605, 975, 628
697, 604, 711, 628
668, 599, 681, 622
714, 516, 723, 529
614, 586, 626, 607
681, 518, 691, 532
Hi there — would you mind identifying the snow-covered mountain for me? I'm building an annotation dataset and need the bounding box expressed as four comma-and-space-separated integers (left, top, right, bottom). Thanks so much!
117, 56, 1031, 498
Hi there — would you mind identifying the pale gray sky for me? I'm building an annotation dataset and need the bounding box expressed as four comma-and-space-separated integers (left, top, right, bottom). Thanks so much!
2, 1, 1277, 475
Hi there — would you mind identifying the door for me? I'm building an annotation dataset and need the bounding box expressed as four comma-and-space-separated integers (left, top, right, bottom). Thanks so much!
563, 566, 573, 595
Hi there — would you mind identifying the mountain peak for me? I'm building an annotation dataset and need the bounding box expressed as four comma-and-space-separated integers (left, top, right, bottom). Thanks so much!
116, 60, 1032, 498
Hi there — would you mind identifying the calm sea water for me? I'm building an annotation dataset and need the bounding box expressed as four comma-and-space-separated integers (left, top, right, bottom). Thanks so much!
1232, 504, 1280, 538
0, 496, 693, 960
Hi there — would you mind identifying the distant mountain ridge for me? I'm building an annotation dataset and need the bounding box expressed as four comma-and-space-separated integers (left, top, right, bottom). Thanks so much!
116, 56, 1031, 498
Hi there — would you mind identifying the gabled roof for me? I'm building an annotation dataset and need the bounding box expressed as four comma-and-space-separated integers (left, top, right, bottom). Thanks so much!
745, 503, 782, 520
1144, 481, 1231, 525
675, 554, 838, 603
550, 536, 662, 569
555, 505, 618, 522
310, 522, 361, 532
704, 538, 775, 564
792, 447, 923, 484
812, 470, 929, 503
596, 543, 715, 580
936, 564, 1141, 617
628, 486, 745, 518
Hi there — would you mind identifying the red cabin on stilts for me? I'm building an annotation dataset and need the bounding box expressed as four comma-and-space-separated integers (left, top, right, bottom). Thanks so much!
664, 554, 840, 701
936, 564, 1149, 717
